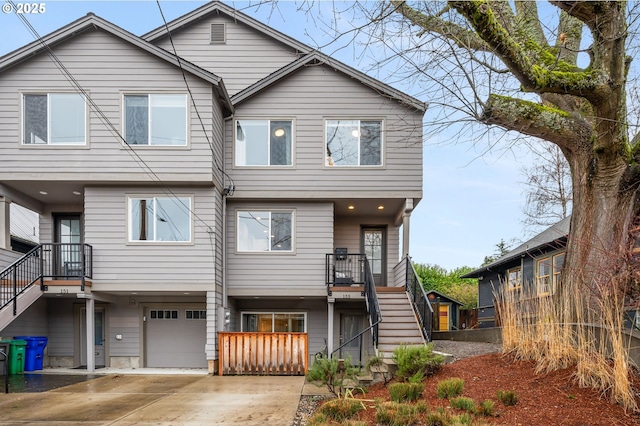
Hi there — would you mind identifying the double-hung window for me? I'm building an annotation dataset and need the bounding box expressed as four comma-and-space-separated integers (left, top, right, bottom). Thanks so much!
23, 93, 86, 145
124, 94, 187, 146
241, 312, 306, 332
237, 210, 293, 252
235, 119, 293, 166
325, 119, 382, 166
129, 196, 191, 242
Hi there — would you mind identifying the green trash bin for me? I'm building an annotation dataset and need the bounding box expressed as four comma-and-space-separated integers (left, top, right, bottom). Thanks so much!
7, 340, 26, 375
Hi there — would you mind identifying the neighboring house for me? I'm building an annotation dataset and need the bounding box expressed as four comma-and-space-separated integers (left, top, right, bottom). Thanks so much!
0, 2, 427, 373
462, 217, 570, 328
426, 290, 462, 331
10, 204, 39, 253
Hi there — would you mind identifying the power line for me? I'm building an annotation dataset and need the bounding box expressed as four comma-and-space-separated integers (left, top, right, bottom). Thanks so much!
9, 1, 217, 233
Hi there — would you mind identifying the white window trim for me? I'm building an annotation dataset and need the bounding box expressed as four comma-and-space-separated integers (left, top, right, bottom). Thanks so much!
21, 92, 88, 147
240, 311, 307, 332
506, 267, 522, 291
121, 92, 190, 148
126, 194, 194, 245
236, 209, 295, 253
324, 118, 384, 167
233, 118, 295, 168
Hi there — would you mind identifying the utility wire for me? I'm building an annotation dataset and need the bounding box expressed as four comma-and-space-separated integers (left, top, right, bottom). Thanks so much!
9, 0, 216, 233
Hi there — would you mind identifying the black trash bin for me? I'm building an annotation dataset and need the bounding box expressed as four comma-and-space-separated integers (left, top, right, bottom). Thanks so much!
14, 336, 48, 371
0, 341, 9, 375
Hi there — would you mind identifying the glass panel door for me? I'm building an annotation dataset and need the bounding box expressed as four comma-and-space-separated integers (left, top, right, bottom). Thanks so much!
362, 227, 386, 286
54, 214, 82, 276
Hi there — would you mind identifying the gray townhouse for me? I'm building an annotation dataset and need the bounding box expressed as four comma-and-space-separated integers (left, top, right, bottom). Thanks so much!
0, 1, 428, 374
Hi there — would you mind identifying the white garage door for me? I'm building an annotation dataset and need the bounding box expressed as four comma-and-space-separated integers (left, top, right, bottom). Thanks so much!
145, 305, 207, 368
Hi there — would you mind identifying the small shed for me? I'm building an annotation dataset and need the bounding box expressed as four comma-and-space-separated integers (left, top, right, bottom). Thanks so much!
426, 290, 463, 331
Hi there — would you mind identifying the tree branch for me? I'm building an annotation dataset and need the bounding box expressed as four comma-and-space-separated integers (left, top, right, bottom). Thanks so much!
390, 1, 490, 51
480, 94, 593, 149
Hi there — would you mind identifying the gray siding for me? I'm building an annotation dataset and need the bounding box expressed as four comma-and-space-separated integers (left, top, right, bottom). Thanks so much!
334, 217, 400, 286
225, 65, 423, 198
153, 14, 301, 96
108, 298, 140, 357
226, 201, 333, 297
47, 299, 75, 357
0, 28, 221, 184
84, 186, 217, 291
0, 298, 47, 336
0, 248, 21, 270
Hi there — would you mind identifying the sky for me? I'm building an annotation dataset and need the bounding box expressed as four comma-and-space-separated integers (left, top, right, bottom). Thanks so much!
0, 0, 538, 270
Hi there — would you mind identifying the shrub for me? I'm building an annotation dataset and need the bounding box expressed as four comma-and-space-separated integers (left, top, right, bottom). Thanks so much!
388, 382, 424, 402
392, 343, 444, 381
497, 390, 519, 406
436, 378, 464, 398
316, 398, 364, 422
376, 401, 421, 426
449, 396, 476, 413
478, 399, 495, 416
306, 355, 357, 397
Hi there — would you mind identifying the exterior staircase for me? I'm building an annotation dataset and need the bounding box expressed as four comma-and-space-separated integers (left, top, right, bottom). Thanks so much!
376, 287, 425, 356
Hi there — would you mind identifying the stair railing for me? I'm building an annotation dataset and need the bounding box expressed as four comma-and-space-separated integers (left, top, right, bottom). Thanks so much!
405, 255, 434, 342
331, 257, 382, 366
0, 243, 93, 315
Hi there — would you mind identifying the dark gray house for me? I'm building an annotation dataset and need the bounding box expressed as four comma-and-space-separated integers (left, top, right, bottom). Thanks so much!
462, 217, 570, 328
0, 1, 429, 373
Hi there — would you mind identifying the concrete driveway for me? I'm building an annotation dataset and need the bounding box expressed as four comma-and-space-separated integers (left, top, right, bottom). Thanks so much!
0, 374, 306, 425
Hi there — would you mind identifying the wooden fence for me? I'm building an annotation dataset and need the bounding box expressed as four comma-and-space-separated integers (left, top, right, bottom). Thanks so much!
218, 332, 308, 376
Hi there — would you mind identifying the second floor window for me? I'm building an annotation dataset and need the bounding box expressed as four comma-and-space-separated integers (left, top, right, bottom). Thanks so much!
235, 119, 292, 166
124, 94, 187, 146
326, 119, 382, 166
23, 93, 86, 145
237, 210, 293, 252
129, 196, 191, 242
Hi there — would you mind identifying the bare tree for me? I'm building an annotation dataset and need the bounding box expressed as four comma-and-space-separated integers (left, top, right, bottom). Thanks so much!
521, 143, 572, 233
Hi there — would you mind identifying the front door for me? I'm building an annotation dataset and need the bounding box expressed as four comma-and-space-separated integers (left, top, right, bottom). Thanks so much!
54, 214, 82, 276
80, 308, 106, 367
362, 227, 386, 286
339, 313, 365, 365
438, 305, 450, 331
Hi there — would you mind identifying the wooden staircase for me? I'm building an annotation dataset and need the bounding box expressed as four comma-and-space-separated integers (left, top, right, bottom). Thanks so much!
376, 287, 425, 356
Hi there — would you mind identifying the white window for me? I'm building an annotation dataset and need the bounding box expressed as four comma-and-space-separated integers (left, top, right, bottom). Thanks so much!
241, 312, 306, 332
237, 210, 293, 252
129, 196, 191, 242
124, 94, 187, 146
325, 119, 382, 166
235, 119, 293, 166
23, 93, 86, 145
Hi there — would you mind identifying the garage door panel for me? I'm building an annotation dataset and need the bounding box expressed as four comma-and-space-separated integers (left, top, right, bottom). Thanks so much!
146, 306, 207, 368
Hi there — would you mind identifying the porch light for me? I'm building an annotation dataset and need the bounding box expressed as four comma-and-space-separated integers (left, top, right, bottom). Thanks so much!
39, 191, 48, 195
377, 205, 384, 210
73, 191, 82, 195
347, 205, 355, 210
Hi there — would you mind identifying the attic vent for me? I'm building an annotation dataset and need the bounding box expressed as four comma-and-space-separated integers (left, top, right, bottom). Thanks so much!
210, 23, 226, 44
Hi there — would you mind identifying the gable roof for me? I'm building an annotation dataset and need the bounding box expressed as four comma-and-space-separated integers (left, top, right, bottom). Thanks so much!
0, 13, 233, 113
232, 52, 427, 112
144, 1, 426, 112
462, 216, 571, 279
143, 1, 311, 54
426, 290, 463, 306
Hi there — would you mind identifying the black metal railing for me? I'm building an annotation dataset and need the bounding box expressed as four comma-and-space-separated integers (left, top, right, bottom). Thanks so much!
405, 255, 434, 342
326, 253, 366, 286
0, 243, 93, 315
331, 257, 382, 366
